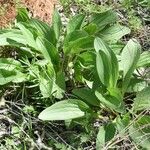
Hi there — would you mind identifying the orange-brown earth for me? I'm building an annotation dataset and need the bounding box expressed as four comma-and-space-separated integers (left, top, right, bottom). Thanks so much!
0, 0, 57, 28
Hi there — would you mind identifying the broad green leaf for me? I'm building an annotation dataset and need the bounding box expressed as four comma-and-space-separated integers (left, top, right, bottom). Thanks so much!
115, 114, 130, 134
67, 14, 85, 34
52, 9, 62, 40
121, 39, 141, 93
94, 37, 110, 54
39, 74, 53, 98
109, 42, 125, 55
12, 71, 27, 83
64, 30, 94, 54
30, 19, 56, 46
36, 37, 59, 68
0, 69, 26, 85
121, 39, 141, 76
94, 37, 119, 87
56, 71, 66, 91
110, 49, 119, 87
82, 68, 95, 83
100, 24, 131, 43
84, 23, 97, 35
72, 88, 100, 106
0, 29, 27, 46
67, 36, 94, 55
92, 73, 105, 90
0, 58, 22, 71
94, 38, 111, 86
127, 78, 147, 92
137, 51, 150, 67
77, 51, 95, 68
64, 30, 88, 54
38, 99, 89, 120
95, 91, 125, 113
74, 53, 95, 82
39, 65, 55, 98
64, 30, 88, 46
16, 8, 29, 22
129, 115, 150, 149
47, 65, 64, 99
17, 22, 37, 49
43, 71, 65, 99
133, 87, 150, 112
94, 38, 119, 87
107, 87, 123, 100
96, 123, 116, 150
51, 83, 64, 99
0, 70, 17, 85
96, 50, 111, 87
90, 10, 118, 31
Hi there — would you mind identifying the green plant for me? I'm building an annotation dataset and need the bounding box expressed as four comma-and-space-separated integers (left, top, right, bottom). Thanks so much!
0, 8, 150, 149
0, 8, 130, 97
